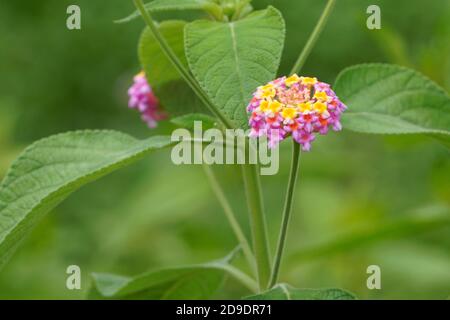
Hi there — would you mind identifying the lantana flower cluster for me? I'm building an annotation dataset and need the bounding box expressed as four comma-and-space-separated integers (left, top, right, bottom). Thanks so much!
247, 74, 346, 151
128, 72, 167, 128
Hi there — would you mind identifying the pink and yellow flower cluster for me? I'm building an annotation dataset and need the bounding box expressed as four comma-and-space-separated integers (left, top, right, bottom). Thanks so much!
247, 74, 346, 151
128, 72, 167, 128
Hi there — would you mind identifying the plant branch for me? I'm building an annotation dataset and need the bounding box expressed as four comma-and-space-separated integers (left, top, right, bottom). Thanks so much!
290, 0, 336, 75
134, 0, 273, 292
133, 0, 234, 129
241, 162, 271, 291
219, 263, 259, 293
269, 141, 300, 288
270, 0, 336, 288
201, 164, 256, 272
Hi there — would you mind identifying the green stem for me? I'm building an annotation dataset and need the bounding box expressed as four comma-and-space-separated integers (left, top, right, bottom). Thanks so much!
231, 0, 252, 21
268, 141, 300, 288
269, 0, 336, 288
203, 3, 225, 21
219, 264, 258, 293
201, 164, 256, 272
133, 0, 234, 129
289, 0, 336, 75
241, 163, 271, 291
134, 0, 270, 291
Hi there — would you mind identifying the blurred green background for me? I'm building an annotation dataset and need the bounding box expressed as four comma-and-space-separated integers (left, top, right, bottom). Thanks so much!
0, 0, 449, 299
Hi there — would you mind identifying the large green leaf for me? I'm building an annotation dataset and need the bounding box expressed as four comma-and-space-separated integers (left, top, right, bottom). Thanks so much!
185, 6, 285, 128
334, 64, 450, 144
139, 21, 207, 116
246, 284, 356, 300
0, 131, 172, 269
88, 252, 257, 299
116, 0, 220, 24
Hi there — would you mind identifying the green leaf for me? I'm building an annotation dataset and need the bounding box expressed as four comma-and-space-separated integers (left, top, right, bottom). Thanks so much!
246, 284, 356, 300
334, 64, 450, 144
139, 21, 207, 116
185, 6, 285, 128
171, 113, 217, 130
89, 251, 257, 299
0, 130, 172, 269
89, 267, 224, 299
116, 0, 221, 24
139, 20, 186, 87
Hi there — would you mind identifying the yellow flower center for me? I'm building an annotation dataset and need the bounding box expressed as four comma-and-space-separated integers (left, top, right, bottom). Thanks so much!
259, 100, 269, 112
314, 91, 328, 101
301, 77, 317, 86
313, 101, 328, 114
269, 100, 283, 113
281, 107, 297, 120
260, 84, 276, 98
285, 74, 301, 86
298, 101, 312, 113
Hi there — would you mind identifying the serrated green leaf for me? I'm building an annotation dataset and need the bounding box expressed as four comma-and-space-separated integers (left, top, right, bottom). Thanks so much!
0, 131, 172, 269
139, 21, 207, 116
334, 64, 450, 144
185, 6, 285, 128
89, 251, 257, 299
171, 113, 217, 130
116, 0, 219, 24
245, 284, 356, 300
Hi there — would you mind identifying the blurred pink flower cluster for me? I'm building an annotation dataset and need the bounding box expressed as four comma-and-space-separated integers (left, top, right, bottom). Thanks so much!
128, 72, 167, 128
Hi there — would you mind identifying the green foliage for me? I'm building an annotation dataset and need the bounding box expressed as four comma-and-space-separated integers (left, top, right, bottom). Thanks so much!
116, 0, 221, 24
140, 21, 186, 86
290, 213, 450, 263
139, 21, 207, 116
1, 0, 449, 300
246, 284, 356, 300
90, 267, 225, 299
185, 6, 285, 128
0, 131, 172, 270
335, 64, 450, 144
171, 113, 217, 130
89, 251, 256, 299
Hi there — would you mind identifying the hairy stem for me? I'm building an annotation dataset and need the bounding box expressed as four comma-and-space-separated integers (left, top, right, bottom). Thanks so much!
133, 0, 234, 129
290, 0, 336, 75
241, 163, 271, 291
134, 0, 271, 291
269, 141, 300, 288
269, 0, 336, 288
201, 164, 256, 272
